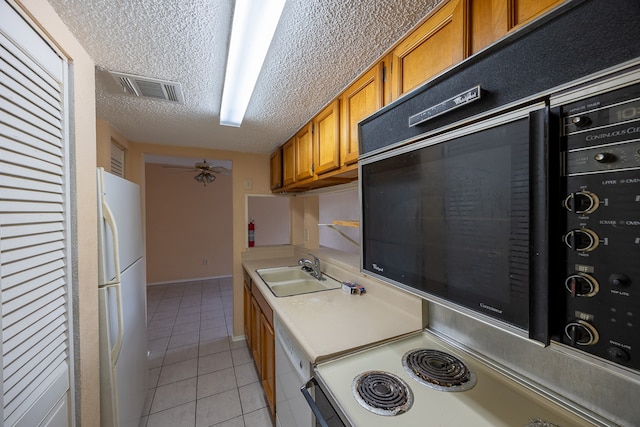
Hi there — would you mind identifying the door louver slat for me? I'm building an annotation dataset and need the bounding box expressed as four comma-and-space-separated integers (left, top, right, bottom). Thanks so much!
0, 123, 64, 156
2, 273, 66, 326
0, 15, 71, 426
1, 222, 63, 239
0, 40, 61, 103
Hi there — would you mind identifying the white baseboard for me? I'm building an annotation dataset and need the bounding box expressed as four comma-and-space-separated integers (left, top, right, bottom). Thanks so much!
230, 334, 247, 343
147, 274, 232, 286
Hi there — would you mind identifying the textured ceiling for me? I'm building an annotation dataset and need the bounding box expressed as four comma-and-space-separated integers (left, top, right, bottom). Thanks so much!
48, 0, 441, 154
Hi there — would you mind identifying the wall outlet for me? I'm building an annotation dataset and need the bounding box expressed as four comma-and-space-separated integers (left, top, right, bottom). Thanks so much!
203, 258, 208, 265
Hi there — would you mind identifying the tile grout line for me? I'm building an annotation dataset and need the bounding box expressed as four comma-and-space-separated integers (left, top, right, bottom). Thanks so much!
143, 279, 268, 427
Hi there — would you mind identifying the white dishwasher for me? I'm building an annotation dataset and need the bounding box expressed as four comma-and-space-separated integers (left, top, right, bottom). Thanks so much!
275, 314, 314, 427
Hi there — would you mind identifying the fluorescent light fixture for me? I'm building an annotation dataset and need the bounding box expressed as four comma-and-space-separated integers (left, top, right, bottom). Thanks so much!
220, 0, 286, 127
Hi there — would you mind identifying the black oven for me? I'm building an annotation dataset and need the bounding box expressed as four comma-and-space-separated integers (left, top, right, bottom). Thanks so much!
359, 103, 553, 343
301, 378, 347, 427
551, 78, 640, 371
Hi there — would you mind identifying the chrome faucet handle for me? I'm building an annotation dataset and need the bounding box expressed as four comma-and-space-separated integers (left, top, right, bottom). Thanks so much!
307, 253, 322, 279
308, 253, 320, 267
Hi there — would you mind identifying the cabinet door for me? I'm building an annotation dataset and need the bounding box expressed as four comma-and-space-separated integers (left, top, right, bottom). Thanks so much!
260, 313, 276, 418
295, 123, 314, 181
512, 0, 562, 27
243, 281, 251, 347
250, 295, 261, 373
282, 138, 296, 187
390, 0, 468, 100
341, 63, 384, 165
314, 100, 340, 175
470, 0, 563, 53
270, 148, 283, 190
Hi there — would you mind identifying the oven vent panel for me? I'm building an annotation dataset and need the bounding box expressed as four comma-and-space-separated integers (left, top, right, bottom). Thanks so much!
109, 71, 185, 104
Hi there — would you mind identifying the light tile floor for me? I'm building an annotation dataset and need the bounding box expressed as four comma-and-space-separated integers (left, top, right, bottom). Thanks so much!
140, 277, 274, 427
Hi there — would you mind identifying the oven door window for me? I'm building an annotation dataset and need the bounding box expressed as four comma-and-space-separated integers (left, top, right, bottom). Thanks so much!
361, 116, 533, 329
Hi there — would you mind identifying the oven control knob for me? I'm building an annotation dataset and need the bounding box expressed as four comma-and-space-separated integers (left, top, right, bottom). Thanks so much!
563, 191, 600, 214
563, 228, 599, 252
594, 152, 616, 163
609, 273, 631, 287
565, 273, 599, 297
565, 320, 599, 346
606, 346, 630, 363
571, 116, 591, 127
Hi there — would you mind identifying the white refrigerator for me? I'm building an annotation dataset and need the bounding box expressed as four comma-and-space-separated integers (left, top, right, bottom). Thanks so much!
97, 168, 148, 427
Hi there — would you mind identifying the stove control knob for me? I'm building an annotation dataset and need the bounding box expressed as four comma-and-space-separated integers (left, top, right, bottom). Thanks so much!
571, 116, 591, 127
606, 346, 630, 363
565, 273, 599, 297
609, 273, 631, 287
563, 191, 599, 214
594, 152, 616, 163
563, 228, 599, 252
565, 320, 599, 346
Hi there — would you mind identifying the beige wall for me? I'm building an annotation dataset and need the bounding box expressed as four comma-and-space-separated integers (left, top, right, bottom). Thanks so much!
247, 195, 290, 246
14, 0, 100, 425
145, 163, 233, 283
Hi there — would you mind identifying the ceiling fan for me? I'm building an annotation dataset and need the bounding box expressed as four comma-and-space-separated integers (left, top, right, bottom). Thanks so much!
162, 159, 230, 186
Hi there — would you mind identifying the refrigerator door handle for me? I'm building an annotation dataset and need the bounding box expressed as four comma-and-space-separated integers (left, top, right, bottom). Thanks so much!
101, 195, 121, 286
107, 282, 125, 365
101, 191, 125, 364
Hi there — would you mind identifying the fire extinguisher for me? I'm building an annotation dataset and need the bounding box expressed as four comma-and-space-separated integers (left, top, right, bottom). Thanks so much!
248, 218, 255, 247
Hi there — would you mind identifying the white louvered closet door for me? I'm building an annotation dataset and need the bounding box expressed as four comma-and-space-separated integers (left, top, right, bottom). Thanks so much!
0, 1, 73, 426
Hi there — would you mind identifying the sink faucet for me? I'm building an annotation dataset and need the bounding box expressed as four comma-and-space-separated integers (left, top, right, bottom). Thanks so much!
298, 253, 323, 280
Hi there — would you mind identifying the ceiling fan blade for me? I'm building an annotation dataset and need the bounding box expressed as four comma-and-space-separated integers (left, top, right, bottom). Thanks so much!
161, 164, 195, 170
158, 159, 231, 175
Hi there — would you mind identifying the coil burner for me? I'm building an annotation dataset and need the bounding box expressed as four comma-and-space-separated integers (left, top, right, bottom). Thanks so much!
352, 371, 413, 416
402, 349, 477, 392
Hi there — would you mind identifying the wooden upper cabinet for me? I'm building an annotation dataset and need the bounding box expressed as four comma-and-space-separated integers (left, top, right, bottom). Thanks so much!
471, 0, 564, 53
390, 0, 468, 100
270, 148, 283, 190
295, 123, 314, 181
512, 0, 563, 27
341, 63, 384, 166
314, 100, 340, 175
282, 138, 296, 187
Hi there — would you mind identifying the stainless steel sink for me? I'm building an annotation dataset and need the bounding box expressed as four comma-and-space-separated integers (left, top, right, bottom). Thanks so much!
256, 266, 341, 297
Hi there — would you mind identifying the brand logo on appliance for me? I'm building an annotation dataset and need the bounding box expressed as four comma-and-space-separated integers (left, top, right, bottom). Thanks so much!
372, 263, 384, 272
586, 126, 640, 141
479, 303, 503, 314
453, 91, 479, 105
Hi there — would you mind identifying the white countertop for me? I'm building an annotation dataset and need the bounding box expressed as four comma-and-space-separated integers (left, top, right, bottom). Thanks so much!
242, 253, 423, 363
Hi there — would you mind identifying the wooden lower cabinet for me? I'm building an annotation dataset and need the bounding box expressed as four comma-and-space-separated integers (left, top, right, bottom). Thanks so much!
260, 312, 276, 417
250, 295, 261, 366
243, 279, 251, 345
243, 269, 276, 420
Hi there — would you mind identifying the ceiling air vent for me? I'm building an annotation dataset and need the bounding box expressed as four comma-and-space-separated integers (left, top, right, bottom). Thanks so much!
109, 71, 185, 104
